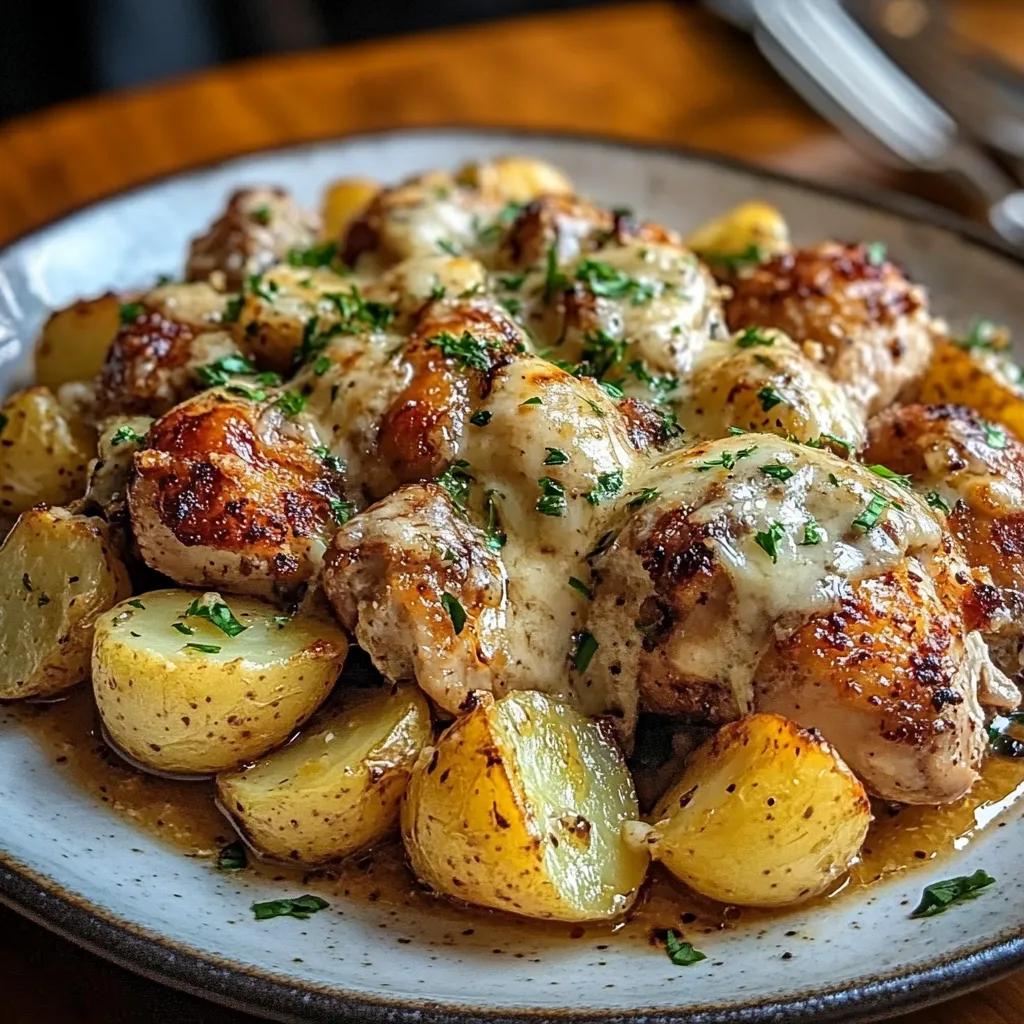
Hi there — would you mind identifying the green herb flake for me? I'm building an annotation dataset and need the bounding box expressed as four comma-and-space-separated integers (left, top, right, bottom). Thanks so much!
586, 470, 623, 506
313, 355, 332, 377
172, 622, 194, 635
470, 410, 492, 427
183, 598, 248, 638
983, 421, 1008, 449
958, 318, 1008, 352
665, 930, 707, 967
703, 243, 764, 270
329, 498, 355, 525
272, 615, 291, 629
428, 330, 499, 373
911, 870, 995, 918
498, 273, 526, 291
571, 630, 598, 672
217, 841, 248, 870
925, 491, 952, 515
853, 492, 889, 532
287, 242, 339, 269
543, 245, 569, 303
483, 489, 506, 552
867, 464, 912, 488
568, 577, 593, 600
760, 462, 794, 482
119, 301, 145, 325
865, 241, 887, 265
183, 643, 221, 654
110, 425, 145, 447
757, 385, 784, 412
436, 460, 474, 510
535, 476, 567, 517
801, 518, 823, 546
222, 294, 244, 323
250, 204, 272, 226
275, 391, 307, 418
754, 521, 785, 563
196, 353, 257, 388
520, 396, 543, 407
127, 599, 146, 610
436, 239, 460, 256
627, 487, 660, 509
698, 445, 758, 472
544, 447, 569, 466
252, 894, 330, 921
735, 327, 774, 349
441, 592, 467, 635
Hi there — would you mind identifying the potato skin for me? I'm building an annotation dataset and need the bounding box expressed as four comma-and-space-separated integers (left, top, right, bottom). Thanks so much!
650, 714, 871, 907
92, 589, 348, 775
217, 682, 432, 866
0, 507, 131, 700
401, 690, 648, 922
0, 386, 95, 518
35, 293, 121, 388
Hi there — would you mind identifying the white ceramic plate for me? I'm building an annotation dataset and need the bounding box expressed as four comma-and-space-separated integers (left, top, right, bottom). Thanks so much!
1, 128, 1023, 1024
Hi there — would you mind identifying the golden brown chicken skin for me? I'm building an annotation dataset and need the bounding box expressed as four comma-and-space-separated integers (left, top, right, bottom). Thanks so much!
723, 242, 939, 413
129, 390, 343, 601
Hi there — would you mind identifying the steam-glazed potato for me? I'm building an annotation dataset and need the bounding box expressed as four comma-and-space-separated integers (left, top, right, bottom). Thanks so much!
401, 690, 648, 922
0, 507, 131, 700
321, 178, 380, 241
0, 386, 95, 518
911, 338, 1024, 439
35, 293, 121, 388
685, 200, 790, 261
217, 682, 431, 866
92, 590, 348, 776
648, 715, 871, 907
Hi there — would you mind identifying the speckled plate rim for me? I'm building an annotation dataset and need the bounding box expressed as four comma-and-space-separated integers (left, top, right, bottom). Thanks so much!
2, 125, 1024, 1024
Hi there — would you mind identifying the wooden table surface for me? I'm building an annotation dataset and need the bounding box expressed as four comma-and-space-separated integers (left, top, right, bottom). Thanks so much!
1, 2, 1023, 1021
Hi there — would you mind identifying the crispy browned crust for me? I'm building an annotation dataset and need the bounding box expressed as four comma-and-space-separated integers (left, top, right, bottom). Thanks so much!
95, 312, 198, 417
186, 187, 317, 290
724, 242, 935, 410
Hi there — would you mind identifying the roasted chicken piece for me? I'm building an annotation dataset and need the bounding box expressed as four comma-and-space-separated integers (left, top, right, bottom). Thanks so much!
723, 242, 940, 413
186, 187, 319, 290
129, 389, 343, 601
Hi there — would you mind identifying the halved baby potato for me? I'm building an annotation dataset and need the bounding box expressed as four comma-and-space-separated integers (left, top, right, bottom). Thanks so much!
648, 714, 871, 907
217, 682, 432, 866
35, 292, 121, 388
401, 689, 648, 922
685, 200, 790, 262
321, 177, 380, 241
0, 386, 95, 518
0, 507, 131, 700
92, 589, 348, 776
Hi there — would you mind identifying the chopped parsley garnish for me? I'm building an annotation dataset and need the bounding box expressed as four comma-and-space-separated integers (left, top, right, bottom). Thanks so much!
329, 499, 354, 525
801, 518, 823, 545
252, 894, 330, 921
484, 489, 506, 551
760, 462, 794, 482
852, 492, 889, 532
312, 446, 346, 474
703, 243, 764, 270
520, 396, 543, 407
816, 432, 855, 455
587, 530, 617, 562
983, 421, 1008, 449
867, 464, 912, 488
579, 330, 627, 381
958, 318, 1002, 351
597, 380, 624, 400
627, 360, 678, 402
585, 397, 605, 418
500, 296, 522, 316
436, 460, 474, 509
698, 445, 758, 472
222, 294, 244, 322
226, 383, 269, 402
441, 592, 467, 635
665, 931, 707, 967
196, 354, 257, 388
272, 615, 290, 629
184, 598, 247, 637
313, 355, 332, 376
754, 521, 785, 563
925, 491, 952, 515
246, 273, 280, 303
250, 204, 272, 226
287, 241, 339, 269
110, 425, 145, 447
586, 470, 623, 506
571, 630, 598, 672
828, 472, 840, 487
217, 841, 248, 870
544, 447, 569, 466
535, 477, 567, 517
568, 577, 593, 600
626, 487, 660, 508
172, 622, 194, 635
864, 241, 887, 265
543, 245, 569, 303
757, 385, 784, 412
910, 870, 995, 918
436, 238, 460, 256
498, 273, 526, 291
324, 287, 395, 333
119, 301, 145, 324
127, 599, 145, 610
428, 330, 499, 372
275, 391, 307, 418
183, 643, 221, 654
735, 327, 774, 348
470, 410, 492, 427
575, 259, 655, 305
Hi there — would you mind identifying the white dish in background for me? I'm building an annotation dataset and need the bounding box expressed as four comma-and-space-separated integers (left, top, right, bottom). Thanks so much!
1, 128, 1023, 1024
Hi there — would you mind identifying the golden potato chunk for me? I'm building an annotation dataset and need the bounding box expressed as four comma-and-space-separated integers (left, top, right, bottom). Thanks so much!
92, 589, 348, 776
0, 386, 95, 518
0, 507, 131, 699
217, 682, 432, 866
648, 714, 871, 907
321, 178, 380, 242
686, 200, 790, 262
35, 293, 121, 388
401, 690, 648, 922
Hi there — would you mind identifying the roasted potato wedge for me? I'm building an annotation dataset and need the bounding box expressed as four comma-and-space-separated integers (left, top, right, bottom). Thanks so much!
0, 386, 95, 518
92, 589, 348, 776
217, 682, 431, 866
321, 178, 380, 242
648, 714, 871, 907
686, 200, 790, 262
401, 690, 648, 922
454, 156, 573, 202
0, 507, 131, 700
911, 338, 1024, 439
35, 293, 121, 388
